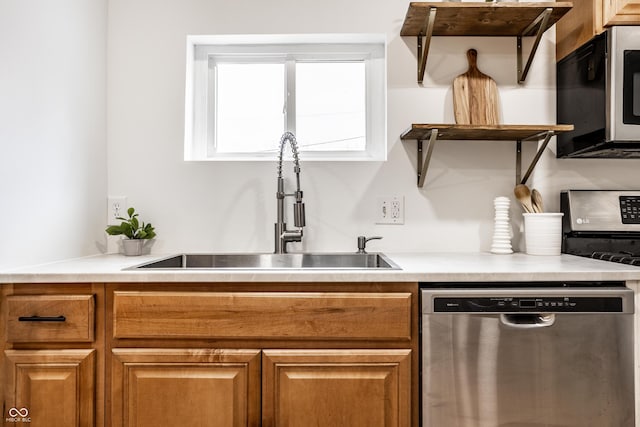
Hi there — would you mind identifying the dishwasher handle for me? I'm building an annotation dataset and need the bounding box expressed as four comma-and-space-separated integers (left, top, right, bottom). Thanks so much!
500, 313, 555, 329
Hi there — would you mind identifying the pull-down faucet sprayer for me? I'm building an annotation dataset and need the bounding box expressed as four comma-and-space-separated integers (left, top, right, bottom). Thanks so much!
274, 132, 305, 254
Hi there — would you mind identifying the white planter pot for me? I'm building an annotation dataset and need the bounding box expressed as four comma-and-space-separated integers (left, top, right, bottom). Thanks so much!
122, 239, 145, 256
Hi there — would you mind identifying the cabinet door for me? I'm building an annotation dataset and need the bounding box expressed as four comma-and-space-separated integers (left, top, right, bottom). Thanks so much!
262, 349, 411, 427
111, 348, 260, 427
557, 0, 640, 59
3, 349, 95, 427
604, 0, 640, 25
556, 0, 604, 60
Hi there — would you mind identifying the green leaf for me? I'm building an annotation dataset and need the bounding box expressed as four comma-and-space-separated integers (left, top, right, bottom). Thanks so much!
142, 223, 156, 240
127, 207, 135, 218
121, 223, 134, 239
105, 225, 123, 236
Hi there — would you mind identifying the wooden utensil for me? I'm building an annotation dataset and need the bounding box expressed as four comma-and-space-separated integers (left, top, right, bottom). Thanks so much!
453, 49, 499, 125
514, 184, 534, 213
531, 189, 544, 213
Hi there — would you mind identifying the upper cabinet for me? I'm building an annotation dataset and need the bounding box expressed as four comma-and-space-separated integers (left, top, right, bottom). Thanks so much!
401, 2, 573, 83
556, 0, 640, 60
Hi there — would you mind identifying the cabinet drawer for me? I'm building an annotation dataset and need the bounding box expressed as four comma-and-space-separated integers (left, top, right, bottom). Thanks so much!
113, 291, 412, 341
7, 295, 95, 342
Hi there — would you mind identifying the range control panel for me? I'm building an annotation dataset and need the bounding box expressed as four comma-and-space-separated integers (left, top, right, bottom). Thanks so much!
562, 190, 640, 232
620, 196, 640, 224
433, 297, 624, 313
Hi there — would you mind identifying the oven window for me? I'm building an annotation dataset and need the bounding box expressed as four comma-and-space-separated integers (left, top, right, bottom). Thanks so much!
623, 50, 640, 124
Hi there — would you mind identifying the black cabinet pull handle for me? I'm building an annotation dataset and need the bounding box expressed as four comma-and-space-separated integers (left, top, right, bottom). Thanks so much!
18, 315, 66, 322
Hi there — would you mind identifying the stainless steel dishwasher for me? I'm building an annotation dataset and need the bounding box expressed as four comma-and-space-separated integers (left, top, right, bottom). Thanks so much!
421, 282, 635, 427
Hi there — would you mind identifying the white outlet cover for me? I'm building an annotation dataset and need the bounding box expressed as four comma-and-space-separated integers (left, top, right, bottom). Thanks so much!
107, 196, 128, 226
376, 195, 404, 225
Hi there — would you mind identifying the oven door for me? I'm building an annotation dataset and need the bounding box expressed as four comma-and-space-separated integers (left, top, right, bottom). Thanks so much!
611, 26, 640, 140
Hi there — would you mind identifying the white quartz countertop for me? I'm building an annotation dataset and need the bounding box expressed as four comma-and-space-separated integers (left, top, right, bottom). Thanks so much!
2, 252, 640, 283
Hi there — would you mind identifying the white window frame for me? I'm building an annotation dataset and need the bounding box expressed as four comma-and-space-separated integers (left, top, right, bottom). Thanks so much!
184, 34, 387, 161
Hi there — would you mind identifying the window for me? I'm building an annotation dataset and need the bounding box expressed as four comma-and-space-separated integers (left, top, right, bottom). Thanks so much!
184, 34, 386, 161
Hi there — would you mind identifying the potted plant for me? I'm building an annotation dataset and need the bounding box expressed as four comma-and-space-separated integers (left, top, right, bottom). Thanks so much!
105, 207, 156, 256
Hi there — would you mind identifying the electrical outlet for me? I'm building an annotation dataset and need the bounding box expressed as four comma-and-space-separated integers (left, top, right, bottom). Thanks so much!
376, 196, 404, 224
107, 196, 127, 226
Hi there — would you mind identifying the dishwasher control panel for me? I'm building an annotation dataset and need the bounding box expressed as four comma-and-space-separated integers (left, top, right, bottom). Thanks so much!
433, 296, 624, 313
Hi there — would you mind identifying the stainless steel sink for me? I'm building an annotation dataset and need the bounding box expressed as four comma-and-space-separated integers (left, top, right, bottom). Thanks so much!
127, 253, 400, 270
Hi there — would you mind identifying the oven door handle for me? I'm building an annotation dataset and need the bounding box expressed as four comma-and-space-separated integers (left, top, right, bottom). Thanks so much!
500, 313, 555, 329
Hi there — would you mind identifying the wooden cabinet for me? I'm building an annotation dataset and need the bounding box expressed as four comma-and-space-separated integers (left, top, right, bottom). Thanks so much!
4, 349, 95, 427
262, 349, 411, 427
1, 284, 104, 427
556, 0, 640, 60
107, 283, 418, 427
111, 348, 261, 427
1, 282, 417, 426
604, 0, 640, 24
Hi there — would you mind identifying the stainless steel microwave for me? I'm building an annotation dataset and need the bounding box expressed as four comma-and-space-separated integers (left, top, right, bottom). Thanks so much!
557, 26, 640, 158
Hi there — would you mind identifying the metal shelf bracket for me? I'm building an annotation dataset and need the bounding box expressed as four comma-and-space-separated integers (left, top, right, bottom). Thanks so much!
416, 7, 437, 84
411, 129, 553, 188
516, 7, 552, 84
516, 130, 554, 185
416, 129, 439, 187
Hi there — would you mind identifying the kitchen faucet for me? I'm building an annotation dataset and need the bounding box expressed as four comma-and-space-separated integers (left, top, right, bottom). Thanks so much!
274, 132, 305, 254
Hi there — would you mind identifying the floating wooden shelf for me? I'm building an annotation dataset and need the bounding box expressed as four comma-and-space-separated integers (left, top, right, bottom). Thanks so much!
400, 124, 574, 188
400, 2, 573, 37
400, 2, 573, 83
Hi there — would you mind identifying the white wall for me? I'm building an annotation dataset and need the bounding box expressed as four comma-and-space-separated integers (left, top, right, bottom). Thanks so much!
0, 0, 107, 269
107, 0, 640, 255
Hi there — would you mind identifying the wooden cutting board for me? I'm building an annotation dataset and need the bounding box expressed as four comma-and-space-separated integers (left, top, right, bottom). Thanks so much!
453, 49, 499, 125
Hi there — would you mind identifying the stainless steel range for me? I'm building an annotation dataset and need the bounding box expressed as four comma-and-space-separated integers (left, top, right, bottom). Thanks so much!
562, 190, 640, 264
